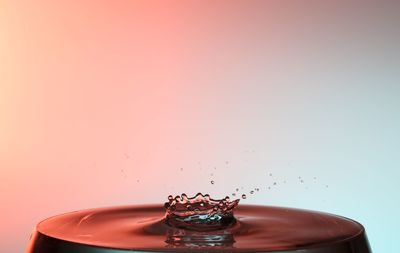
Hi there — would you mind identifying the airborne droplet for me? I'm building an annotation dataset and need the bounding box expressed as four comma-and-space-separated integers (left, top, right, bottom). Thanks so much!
242, 194, 247, 199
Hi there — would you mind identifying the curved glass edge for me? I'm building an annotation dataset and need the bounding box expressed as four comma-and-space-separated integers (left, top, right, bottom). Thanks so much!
25, 230, 372, 253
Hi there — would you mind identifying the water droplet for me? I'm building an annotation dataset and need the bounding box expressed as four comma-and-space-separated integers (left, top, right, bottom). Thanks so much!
300, 180, 304, 183
235, 188, 239, 192
313, 177, 317, 180
181, 193, 188, 201
211, 180, 215, 185
273, 182, 277, 185
250, 190, 254, 194
326, 185, 329, 188
180, 167, 183, 171
241, 194, 247, 199
232, 193, 236, 196
255, 188, 259, 191
269, 173, 272, 176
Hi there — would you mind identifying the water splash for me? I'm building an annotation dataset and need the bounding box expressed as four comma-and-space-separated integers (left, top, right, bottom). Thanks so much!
31, 202, 367, 252
164, 193, 239, 231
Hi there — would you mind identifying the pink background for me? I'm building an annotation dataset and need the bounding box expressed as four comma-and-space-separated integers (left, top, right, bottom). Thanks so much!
1, 1, 399, 252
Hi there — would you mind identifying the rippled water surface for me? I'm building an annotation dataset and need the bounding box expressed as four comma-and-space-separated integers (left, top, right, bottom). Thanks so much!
37, 203, 363, 252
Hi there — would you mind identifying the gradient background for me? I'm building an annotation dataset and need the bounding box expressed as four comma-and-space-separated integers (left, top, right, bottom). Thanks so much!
1, 1, 399, 252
